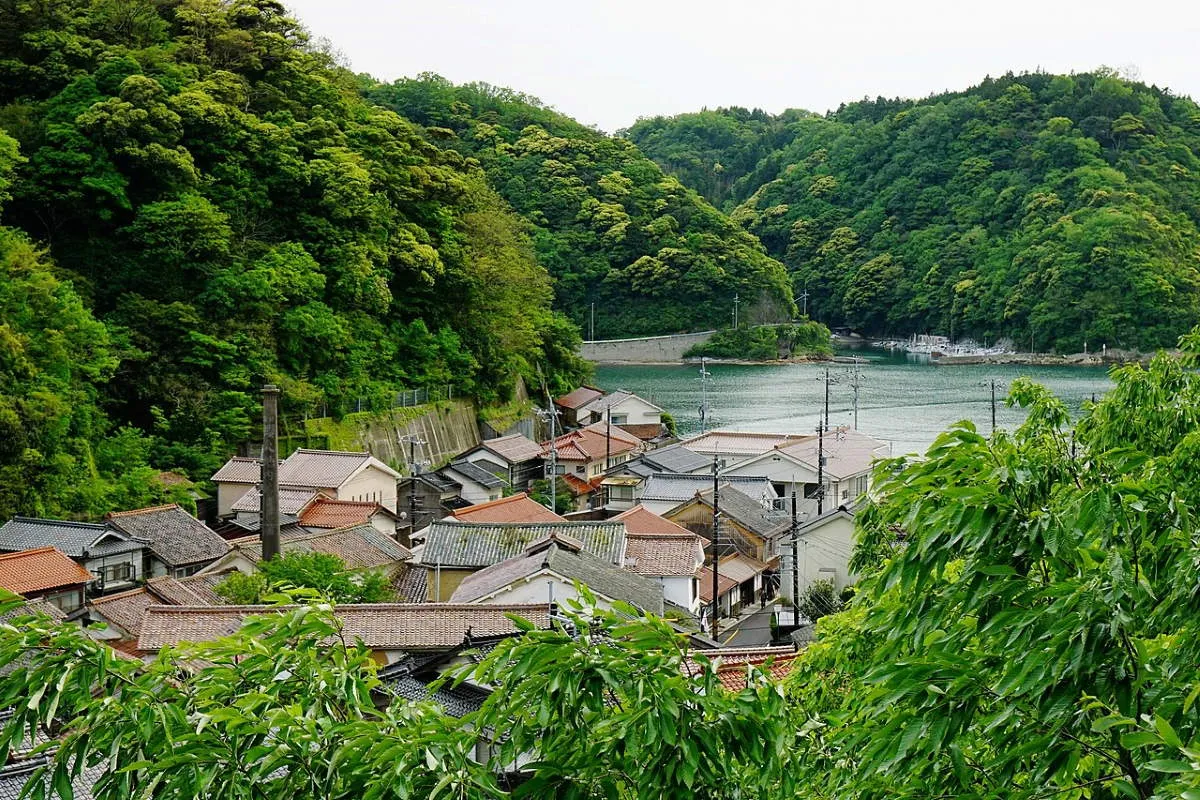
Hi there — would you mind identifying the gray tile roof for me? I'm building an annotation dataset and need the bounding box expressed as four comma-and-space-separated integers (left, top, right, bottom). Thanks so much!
231, 487, 321, 514
106, 505, 229, 568
0, 755, 101, 800
450, 541, 663, 613
0, 518, 144, 559
442, 461, 505, 489
640, 474, 774, 505
641, 444, 710, 474
476, 434, 543, 464
697, 486, 790, 539
384, 673, 491, 718
421, 521, 626, 568
211, 449, 401, 489
209, 456, 263, 483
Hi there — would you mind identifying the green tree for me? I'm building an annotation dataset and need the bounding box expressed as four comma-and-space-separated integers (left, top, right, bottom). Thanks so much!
214, 552, 396, 604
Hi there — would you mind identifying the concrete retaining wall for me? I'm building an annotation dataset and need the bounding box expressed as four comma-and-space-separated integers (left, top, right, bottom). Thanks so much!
580, 331, 716, 363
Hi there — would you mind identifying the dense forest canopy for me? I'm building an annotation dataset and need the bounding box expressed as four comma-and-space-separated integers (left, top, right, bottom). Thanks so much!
368, 74, 796, 336
626, 71, 1200, 350
0, 0, 591, 517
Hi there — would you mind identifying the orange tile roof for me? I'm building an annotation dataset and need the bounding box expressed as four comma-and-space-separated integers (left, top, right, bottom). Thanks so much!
542, 428, 639, 462
0, 547, 92, 595
450, 493, 566, 524
696, 565, 739, 603
685, 647, 801, 690
298, 498, 384, 529
555, 386, 604, 410
614, 505, 694, 536
624, 534, 703, 576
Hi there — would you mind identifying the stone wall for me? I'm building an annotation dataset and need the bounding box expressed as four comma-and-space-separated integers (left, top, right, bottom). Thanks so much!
580, 331, 716, 363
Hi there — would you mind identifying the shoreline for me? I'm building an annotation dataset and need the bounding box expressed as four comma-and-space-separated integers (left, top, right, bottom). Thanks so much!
931, 352, 1155, 367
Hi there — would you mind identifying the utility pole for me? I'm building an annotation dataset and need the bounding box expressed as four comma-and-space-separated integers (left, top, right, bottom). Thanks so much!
798, 280, 809, 318
402, 435, 427, 539
538, 381, 560, 513
816, 367, 829, 516
849, 357, 863, 430
698, 357, 712, 434
991, 379, 997, 434
790, 490, 799, 626
603, 405, 612, 508
733, 293, 740, 328
711, 452, 721, 640
260, 384, 281, 561
589, 302, 595, 341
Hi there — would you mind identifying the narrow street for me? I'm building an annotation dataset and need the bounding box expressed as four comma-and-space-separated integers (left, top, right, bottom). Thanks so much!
717, 604, 776, 647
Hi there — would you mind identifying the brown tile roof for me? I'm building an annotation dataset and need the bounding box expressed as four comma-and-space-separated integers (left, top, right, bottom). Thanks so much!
88, 587, 158, 637
106, 504, 230, 568
624, 534, 703, 577
580, 421, 643, 447
299, 498, 387, 529
173, 571, 232, 604
227, 525, 411, 569
541, 427, 639, 463
0, 547, 92, 595
137, 603, 553, 652
614, 505, 694, 536
771, 429, 890, 480
696, 566, 739, 603
450, 493, 566, 524
554, 386, 603, 410
278, 449, 401, 486
232, 487, 323, 515
614, 423, 664, 441
477, 434, 543, 463
685, 646, 800, 689
681, 431, 813, 457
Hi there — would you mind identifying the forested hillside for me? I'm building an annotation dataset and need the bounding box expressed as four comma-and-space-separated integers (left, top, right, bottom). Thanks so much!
0, 0, 590, 518
626, 72, 1200, 350
368, 75, 795, 336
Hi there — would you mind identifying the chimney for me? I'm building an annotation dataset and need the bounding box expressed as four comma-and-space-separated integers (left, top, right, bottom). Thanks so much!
261, 384, 281, 560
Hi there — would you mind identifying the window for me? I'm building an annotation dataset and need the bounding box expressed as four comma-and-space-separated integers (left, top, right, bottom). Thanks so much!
100, 562, 133, 584
610, 486, 634, 501
45, 590, 82, 613
575, 465, 585, 475
611, 414, 628, 425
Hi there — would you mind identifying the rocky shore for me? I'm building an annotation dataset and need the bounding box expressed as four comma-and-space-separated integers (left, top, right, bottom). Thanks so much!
933, 351, 1156, 367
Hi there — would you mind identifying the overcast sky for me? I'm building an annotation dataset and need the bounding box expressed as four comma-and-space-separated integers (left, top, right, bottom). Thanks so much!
285, 0, 1200, 133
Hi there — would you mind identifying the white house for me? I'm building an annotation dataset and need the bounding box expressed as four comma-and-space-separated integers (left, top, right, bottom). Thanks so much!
777, 507, 858, 601
438, 460, 505, 506
210, 449, 403, 516
614, 505, 705, 614
577, 391, 665, 441
721, 429, 890, 519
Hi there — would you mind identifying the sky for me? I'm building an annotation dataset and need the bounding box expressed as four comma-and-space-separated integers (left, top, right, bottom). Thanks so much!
285, 0, 1200, 133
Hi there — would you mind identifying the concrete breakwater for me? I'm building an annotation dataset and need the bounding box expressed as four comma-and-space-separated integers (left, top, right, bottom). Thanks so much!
580, 331, 716, 363
933, 351, 1154, 367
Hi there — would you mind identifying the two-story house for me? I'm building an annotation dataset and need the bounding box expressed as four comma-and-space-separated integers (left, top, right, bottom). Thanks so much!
211, 449, 403, 517
576, 391, 666, 441
0, 517, 149, 594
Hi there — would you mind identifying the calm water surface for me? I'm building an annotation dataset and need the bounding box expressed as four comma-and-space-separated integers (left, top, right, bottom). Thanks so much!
594, 349, 1114, 456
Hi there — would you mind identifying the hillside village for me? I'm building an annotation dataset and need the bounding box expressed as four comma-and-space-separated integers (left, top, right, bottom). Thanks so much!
0, 383, 886, 794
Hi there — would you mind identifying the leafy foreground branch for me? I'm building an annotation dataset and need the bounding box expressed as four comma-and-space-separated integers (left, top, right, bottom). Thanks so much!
0, 594, 792, 799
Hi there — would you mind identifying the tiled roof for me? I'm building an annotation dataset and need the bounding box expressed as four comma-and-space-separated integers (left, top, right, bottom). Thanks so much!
541, 428, 639, 462
451, 539, 663, 613
0, 755, 101, 800
227, 524, 411, 570
641, 473, 773, 505
554, 386, 604, 410
88, 586, 158, 637
299, 498, 389, 529
681, 430, 813, 457
581, 421, 643, 447
717, 553, 770, 584
421, 521, 626, 568
384, 672, 491, 717
772, 429, 890, 479
685, 646, 800, 689
173, 571, 231, 604
0, 517, 144, 559
0, 600, 66, 624
561, 474, 601, 496
393, 564, 429, 602
614, 506, 694, 536
209, 456, 263, 483
696, 566, 739, 603
450, 493, 565, 524
212, 449, 402, 489
442, 460, 505, 489
416, 472, 461, 493
616, 444, 710, 479
106, 504, 229, 568
280, 448, 402, 485
231, 487, 322, 514
0, 547, 93, 595
624, 534, 703, 577
614, 423, 664, 441
477, 433, 543, 463
137, 603, 552, 651
695, 486, 790, 539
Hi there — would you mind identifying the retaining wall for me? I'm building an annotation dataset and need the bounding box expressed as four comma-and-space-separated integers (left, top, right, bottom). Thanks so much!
580, 330, 716, 363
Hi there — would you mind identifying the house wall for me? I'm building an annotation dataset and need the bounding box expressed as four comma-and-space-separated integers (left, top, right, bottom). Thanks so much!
664, 504, 768, 560
588, 396, 662, 427
426, 567, 475, 602
640, 497, 688, 516
777, 514, 857, 600
469, 572, 628, 612
84, 551, 144, 594
368, 513, 397, 538
216, 481, 256, 517
23, 585, 85, 614
656, 575, 699, 614
339, 467, 399, 512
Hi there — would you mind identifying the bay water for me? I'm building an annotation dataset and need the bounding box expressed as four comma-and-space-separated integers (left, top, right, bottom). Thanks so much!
594, 349, 1115, 457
